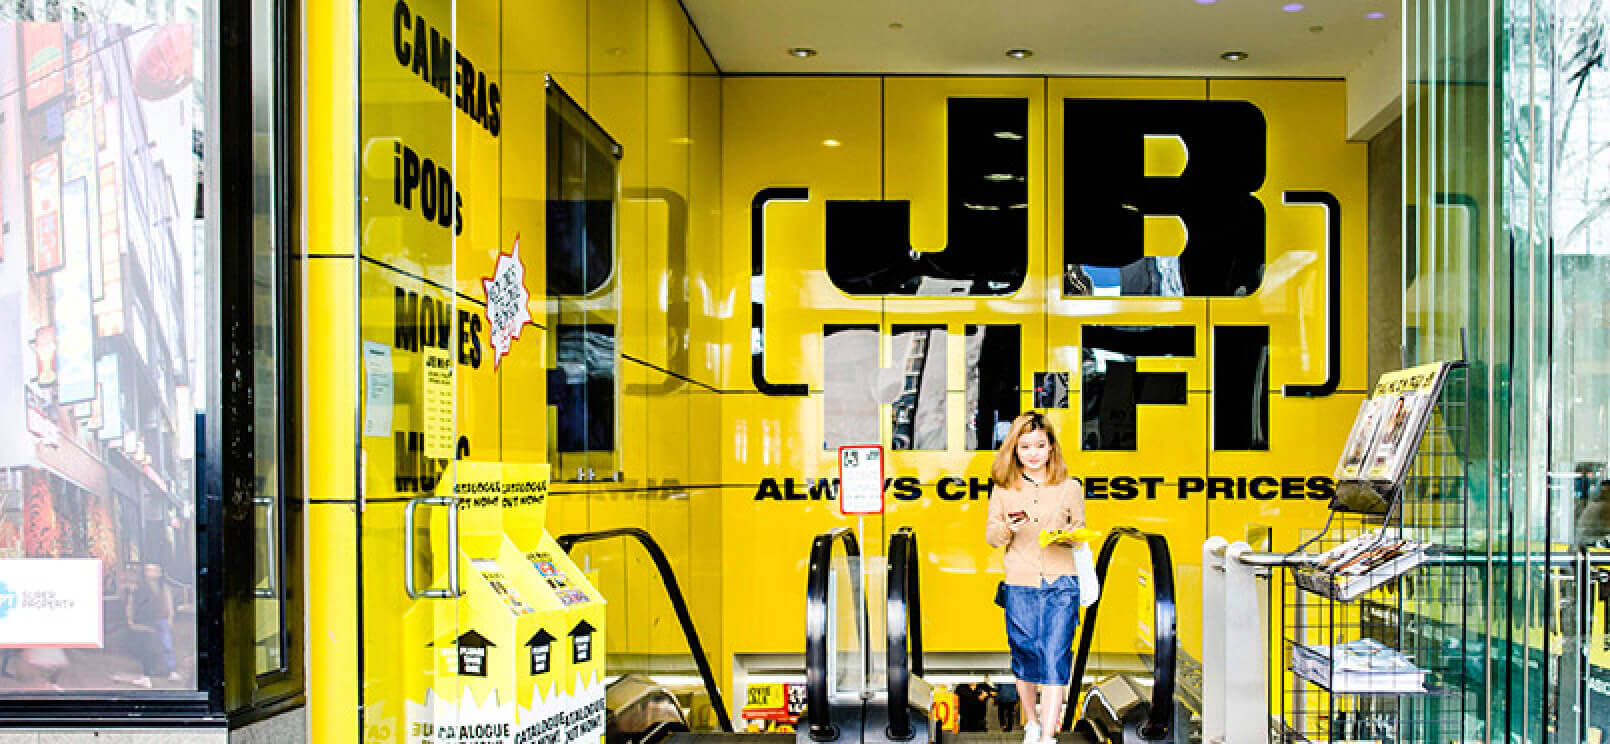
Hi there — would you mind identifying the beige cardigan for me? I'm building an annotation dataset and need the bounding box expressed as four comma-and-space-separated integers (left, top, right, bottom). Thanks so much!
985, 477, 1087, 587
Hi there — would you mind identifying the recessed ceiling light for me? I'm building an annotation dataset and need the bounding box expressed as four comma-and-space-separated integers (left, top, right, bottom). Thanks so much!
1005, 49, 1033, 60
1365, 11, 1387, 19
889, 22, 904, 30
787, 47, 817, 58
1221, 50, 1250, 61
1282, 2, 1304, 11
822, 139, 841, 147
1196, 0, 1217, 4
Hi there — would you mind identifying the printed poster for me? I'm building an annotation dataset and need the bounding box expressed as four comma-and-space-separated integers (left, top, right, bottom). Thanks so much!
0, 558, 103, 648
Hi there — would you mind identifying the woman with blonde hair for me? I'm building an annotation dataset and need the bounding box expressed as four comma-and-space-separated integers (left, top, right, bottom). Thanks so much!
985, 411, 1086, 744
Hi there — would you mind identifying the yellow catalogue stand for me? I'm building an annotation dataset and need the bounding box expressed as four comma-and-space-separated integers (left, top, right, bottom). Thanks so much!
445, 461, 524, 743
400, 461, 605, 744
503, 463, 608, 744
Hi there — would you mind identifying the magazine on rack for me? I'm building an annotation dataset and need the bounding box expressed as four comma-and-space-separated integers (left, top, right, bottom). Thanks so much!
1305, 531, 1430, 600
1334, 396, 1388, 481
1360, 362, 1455, 488
1290, 638, 1427, 693
1362, 392, 1429, 484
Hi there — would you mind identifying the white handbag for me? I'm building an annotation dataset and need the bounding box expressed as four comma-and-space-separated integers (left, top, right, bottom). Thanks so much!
1073, 543, 1100, 608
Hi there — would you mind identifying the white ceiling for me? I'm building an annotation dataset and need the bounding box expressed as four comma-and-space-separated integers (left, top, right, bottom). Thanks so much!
682, 0, 1399, 77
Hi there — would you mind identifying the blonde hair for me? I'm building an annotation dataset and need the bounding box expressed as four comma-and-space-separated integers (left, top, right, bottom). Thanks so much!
990, 411, 1069, 488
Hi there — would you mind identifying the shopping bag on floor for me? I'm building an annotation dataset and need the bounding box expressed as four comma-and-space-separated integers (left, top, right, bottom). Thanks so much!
1074, 543, 1100, 608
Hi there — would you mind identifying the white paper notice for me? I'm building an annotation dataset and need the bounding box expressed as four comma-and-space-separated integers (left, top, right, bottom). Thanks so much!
0, 559, 103, 648
838, 445, 885, 515
363, 341, 394, 437
422, 346, 455, 459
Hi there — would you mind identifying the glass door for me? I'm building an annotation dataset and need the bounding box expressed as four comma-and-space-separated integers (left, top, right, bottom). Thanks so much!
357, 0, 465, 740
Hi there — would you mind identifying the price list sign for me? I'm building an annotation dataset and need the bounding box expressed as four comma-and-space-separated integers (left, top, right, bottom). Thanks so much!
838, 445, 885, 516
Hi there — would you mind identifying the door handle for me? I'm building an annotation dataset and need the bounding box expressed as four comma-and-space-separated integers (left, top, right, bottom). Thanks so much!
404, 496, 461, 599
253, 496, 278, 600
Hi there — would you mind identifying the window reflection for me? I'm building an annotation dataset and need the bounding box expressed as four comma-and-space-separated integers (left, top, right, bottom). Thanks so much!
1079, 326, 1191, 451
545, 80, 621, 481
1063, 99, 1267, 298
889, 326, 945, 451
549, 324, 617, 457
823, 325, 878, 450
0, 18, 201, 691
1064, 257, 1185, 297
964, 325, 1020, 450
825, 98, 1028, 296
1212, 326, 1268, 451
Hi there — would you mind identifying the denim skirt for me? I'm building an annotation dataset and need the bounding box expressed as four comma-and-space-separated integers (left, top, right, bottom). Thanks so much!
1003, 575, 1080, 685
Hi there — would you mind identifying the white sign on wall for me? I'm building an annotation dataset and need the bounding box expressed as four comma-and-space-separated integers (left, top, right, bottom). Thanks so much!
838, 445, 885, 516
0, 559, 103, 648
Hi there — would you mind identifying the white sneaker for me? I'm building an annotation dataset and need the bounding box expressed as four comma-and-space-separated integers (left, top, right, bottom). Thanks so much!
1022, 720, 1041, 744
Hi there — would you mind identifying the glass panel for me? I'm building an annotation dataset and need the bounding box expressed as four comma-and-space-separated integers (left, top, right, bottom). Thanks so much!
0, 13, 202, 692
1078, 326, 1192, 451
1407, 0, 1503, 741
824, 325, 879, 450
1063, 99, 1264, 297
1541, 2, 1610, 741
358, 0, 467, 738
829, 549, 864, 698
889, 325, 945, 451
1211, 325, 1268, 451
964, 324, 1020, 451
826, 98, 1028, 297
546, 81, 621, 482
249, 0, 283, 677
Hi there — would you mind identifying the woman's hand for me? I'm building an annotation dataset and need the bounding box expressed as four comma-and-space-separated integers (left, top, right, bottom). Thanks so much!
1006, 511, 1029, 532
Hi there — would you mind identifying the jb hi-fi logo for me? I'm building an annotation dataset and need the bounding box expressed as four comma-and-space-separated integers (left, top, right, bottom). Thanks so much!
751, 97, 1345, 502
750, 98, 1344, 462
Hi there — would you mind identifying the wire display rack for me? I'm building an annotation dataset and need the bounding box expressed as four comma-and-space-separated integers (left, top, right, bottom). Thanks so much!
1277, 363, 1474, 744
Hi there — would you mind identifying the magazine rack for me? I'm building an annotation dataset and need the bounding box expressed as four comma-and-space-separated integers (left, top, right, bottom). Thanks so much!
1276, 362, 1472, 744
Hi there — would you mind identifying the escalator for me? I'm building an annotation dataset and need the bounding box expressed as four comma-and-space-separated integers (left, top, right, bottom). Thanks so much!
561, 525, 1188, 744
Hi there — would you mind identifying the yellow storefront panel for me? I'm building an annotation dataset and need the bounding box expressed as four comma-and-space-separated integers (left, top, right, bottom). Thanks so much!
719, 77, 884, 391
688, 45, 726, 389
309, 503, 360, 743
641, 0, 692, 371
588, 0, 649, 364
305, 258, 359, 502
1207, 79, 1370, 396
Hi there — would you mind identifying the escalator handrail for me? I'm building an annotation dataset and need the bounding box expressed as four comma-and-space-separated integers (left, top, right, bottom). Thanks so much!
885, 526, 924, 741
805, 527, 863, 742
556, 527, 734, 733
1063, 526, 1178, 741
